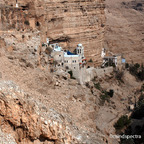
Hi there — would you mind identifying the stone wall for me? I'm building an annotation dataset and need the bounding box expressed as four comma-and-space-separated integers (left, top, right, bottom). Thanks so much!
73, 67, 113, 84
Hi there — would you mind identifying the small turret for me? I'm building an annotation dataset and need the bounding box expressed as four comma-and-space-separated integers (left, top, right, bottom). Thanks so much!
16, 0, 18, 7
76, 43, 84, 59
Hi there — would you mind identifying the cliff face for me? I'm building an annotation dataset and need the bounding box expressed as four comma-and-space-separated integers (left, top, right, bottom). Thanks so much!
0, 56, 106, 144
1, 1, 144, 144
0, 55, 142, 144
104, 0, 144, 63
0, 80, 89, 144
0, 0, 105, 64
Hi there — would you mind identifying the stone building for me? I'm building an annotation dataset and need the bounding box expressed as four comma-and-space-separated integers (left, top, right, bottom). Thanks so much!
101, 48, 125, 68
102, 54, 125, 69
50, 43, 86, 72
64, 53, 80, 71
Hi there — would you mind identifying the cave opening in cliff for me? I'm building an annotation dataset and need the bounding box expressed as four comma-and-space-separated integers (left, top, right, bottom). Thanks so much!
36, 21, 40, 27
21, 5, 29, 11
51, 36, 71, 44
39, 134, 56, 143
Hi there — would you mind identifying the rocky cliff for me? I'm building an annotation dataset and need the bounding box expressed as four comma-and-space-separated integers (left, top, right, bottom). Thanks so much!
0, 80, 90, 144
0, 0, 105, 64
0, 54, 142, 144
104, 0, 144, 63
0, 56, 106, 144
0, 0, 144, 144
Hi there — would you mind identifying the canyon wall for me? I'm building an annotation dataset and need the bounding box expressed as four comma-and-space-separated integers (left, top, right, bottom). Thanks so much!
0, 0, 105, 64
104, 0, 144, 64
1, 0, 144, 64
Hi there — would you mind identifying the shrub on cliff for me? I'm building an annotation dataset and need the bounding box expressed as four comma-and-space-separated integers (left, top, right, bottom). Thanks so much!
42, 43, 45, 47
94, 82, 101, 90
115, 71, 124, 82
129, 63, 144, 81
88, 59, 93, 62
100, 90, 110, 105
131, 104, 144, 119
107, 89, 114, 98
114, 115, 131, 130
131, 87, 144, 119
100, 89, 114, 105
125, 63, 129, 68
137, 68, 144, 81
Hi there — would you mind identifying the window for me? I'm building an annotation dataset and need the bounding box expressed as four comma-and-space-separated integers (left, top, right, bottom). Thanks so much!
65, 60, 68, 63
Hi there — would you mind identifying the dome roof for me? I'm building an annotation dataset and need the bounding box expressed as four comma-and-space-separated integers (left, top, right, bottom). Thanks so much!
78, 43, 83, 47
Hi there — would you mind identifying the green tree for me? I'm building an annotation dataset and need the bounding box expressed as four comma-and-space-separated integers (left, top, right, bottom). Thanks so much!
114, 115, 131, 130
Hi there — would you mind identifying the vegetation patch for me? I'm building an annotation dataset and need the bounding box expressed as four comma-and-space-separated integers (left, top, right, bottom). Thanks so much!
93, 82, 114, 105
115, 70, 124, 82
131, 84, 144, 119
42, 43, 46, 47
94, 82, 101, 90
119, 84, 144, 144
88, 59, 93, 62
107, 89, 114, 98
100, 91, 110, 105
131, 104, 144, 119
129, 63, 144, 81
100, 90, 113, 105
114, 115, 131, 130
125, 63, 129, 69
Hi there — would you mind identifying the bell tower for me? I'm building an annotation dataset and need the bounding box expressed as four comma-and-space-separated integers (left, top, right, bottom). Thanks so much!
76, 44, 84, 59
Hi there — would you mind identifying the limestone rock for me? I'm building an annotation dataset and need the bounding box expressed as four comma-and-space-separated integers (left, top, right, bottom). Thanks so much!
0, 0, 105, 65
0, 80, 96, 143
104, 0, 144, 63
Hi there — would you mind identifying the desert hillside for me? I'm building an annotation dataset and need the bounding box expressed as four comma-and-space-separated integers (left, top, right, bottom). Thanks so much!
0, 53, 143, 144
0, 0, 144, 144
104, 0, 144, 63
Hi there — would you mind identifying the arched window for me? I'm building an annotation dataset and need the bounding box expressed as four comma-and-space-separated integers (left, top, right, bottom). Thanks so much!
77, 49, 79, 54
